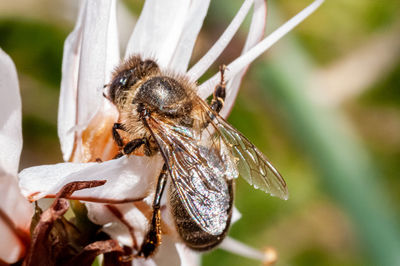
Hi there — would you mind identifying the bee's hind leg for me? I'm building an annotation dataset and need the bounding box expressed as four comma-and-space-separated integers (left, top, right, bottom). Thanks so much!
210, 65, 227, 114
137, 164, 168, 258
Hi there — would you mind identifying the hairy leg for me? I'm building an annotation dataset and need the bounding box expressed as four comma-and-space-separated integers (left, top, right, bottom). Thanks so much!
112, 123, 152, 158
137, 164, 168, 258
210, 65, 227, 113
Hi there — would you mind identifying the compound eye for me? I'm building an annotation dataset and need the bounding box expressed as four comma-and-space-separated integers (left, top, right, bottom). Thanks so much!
108, 77, 125, 103
119, 76, 128, 87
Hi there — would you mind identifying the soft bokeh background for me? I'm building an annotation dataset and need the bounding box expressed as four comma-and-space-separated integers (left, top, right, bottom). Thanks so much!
1, 0, 399, 265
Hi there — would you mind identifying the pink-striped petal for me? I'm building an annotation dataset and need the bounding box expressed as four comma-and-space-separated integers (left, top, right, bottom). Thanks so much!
187, 0, 254, 82
199, 0, 324, 98
19, 155, 164, 203
0, 49, 22, 176
125, 0, 190, 68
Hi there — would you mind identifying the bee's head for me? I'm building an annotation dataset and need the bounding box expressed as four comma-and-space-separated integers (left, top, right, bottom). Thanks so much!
105, 56, 160, 106
105, 68, 137, 105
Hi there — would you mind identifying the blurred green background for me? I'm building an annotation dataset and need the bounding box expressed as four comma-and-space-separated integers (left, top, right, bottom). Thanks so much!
1, 0, 400, 265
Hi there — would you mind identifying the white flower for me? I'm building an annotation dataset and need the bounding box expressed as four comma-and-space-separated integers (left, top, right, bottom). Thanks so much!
0, 49, 33, 264
18, 0, 324, 265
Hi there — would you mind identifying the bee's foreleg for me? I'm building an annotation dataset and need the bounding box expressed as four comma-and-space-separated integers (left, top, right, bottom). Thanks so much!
123, 138, 148, 155
113, 137, 151, 159
138, 164, 168, 258
210, 65, 226, 114
112, 123, 126, 148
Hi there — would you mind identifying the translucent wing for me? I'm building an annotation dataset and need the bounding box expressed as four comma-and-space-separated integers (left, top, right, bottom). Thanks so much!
198, 100, 289, 200
144, 96, 288, 234
145, 115, 237, 235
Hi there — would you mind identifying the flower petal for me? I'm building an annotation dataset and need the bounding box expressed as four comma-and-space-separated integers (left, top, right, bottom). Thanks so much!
219, 236, 265, 261
76, 0, 120, 128
132, 258, 157, 266
231, 206, 242, 224
198, 0, 324, 98
221, 0, 267, 118
57, 1, 84, 162
187, 0, 254, 82
155, 237, 197, 266
168, 0, 211, 73
19, 155, 164, 202
0, 219, 25, 264
174, 242, 200, 266
87, 202, 150, 248
0, 49, 22, 176
125, 0, 191, 68
87, 204, 191, 266
0, 174, 32, 264
72, 98, 119, 163
59, 0, 120, 161
87, 194, 198, 266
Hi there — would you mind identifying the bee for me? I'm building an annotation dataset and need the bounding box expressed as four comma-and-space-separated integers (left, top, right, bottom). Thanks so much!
105, 55, 288, 258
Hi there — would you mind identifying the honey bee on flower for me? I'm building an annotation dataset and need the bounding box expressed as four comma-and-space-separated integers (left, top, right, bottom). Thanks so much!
103, 55, 288, 257
14, 0, 324, 264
